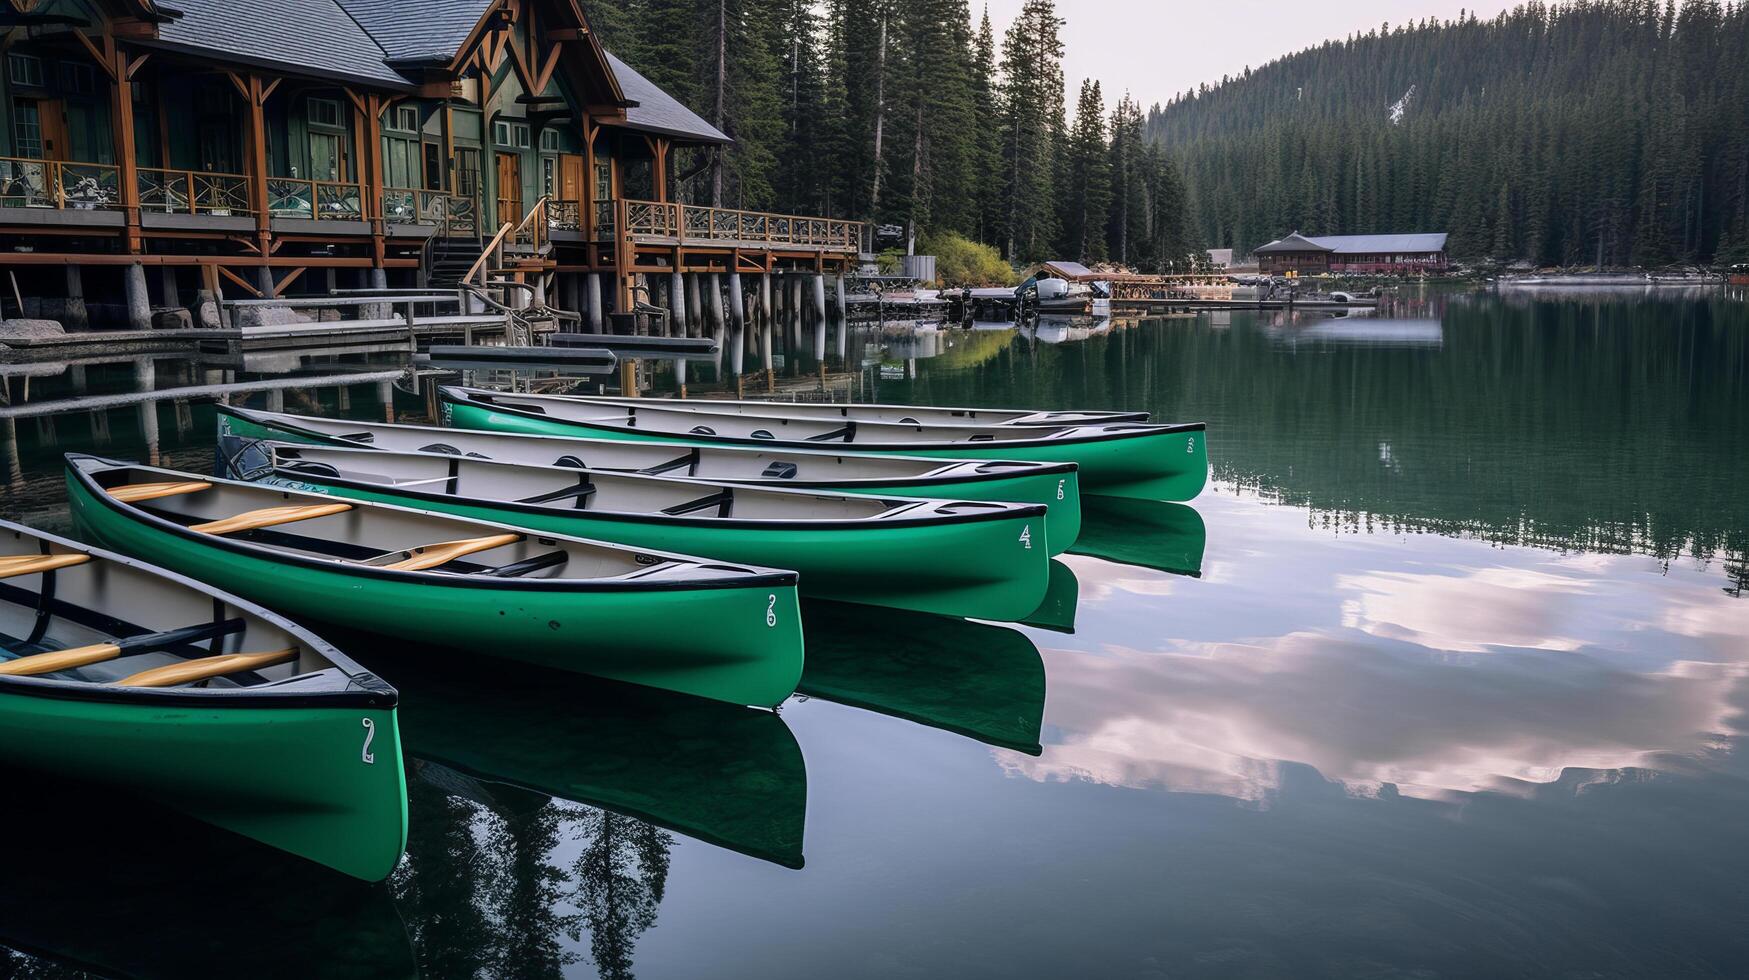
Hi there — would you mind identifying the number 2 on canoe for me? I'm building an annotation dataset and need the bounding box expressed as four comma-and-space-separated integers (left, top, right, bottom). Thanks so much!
765, 594, 777, 628
1019, 526, 1033, 550
360, 717, 376, 765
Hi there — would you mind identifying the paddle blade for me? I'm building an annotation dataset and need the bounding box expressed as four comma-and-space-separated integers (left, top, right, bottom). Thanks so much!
0, 642, 121, 676
118, 648, 299, 688
190, 503, 353, 536
108, 481, 214, 503
0, 553, 92, 580
377, 533, 524, 572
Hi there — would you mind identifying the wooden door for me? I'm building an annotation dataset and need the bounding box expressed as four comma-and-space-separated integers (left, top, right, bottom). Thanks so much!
496, 153, 521, 225
37, 99, 70, 161
559, 153, 584, 203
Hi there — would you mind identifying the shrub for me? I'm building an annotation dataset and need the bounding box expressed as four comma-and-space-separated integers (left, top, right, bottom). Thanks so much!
922, 232, 1017, 287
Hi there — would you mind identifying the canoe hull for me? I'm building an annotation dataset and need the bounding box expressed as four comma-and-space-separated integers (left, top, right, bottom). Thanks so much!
217, 407, 1084, 550
0, 687, 405, 881
259, 475, 1051, 621
66, 472, 804, 708
444, 399, 1205, 502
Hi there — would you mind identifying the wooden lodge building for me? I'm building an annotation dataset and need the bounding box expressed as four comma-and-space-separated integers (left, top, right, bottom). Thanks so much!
1252, 232, 1449, 276
0, 0, 862, 333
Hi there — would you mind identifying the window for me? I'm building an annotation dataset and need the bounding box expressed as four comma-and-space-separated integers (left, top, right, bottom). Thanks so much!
58, 63, 95, 96
390, 105, 419, 132
495, 121, 530, 148
493, 121, 510, 146
8, 54, 43, 88
539, 129, 560, 152
11, 99, 42, 158
308, 97, 342, 129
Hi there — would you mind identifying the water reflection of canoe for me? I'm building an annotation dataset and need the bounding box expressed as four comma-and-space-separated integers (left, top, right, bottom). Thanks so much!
383, 653, 807, 869
1069, 498, 1207, 577
1020, 558, 1080, 634
0, 766, 417, 979
799, 601, 1045, 755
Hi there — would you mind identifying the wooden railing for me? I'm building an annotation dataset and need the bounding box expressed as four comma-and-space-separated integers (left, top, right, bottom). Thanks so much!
548, 199, 582, 232
0, 157, 121, 210
510, 196, 547, 250
383, 188, 479, 237
617, 199, 863, 251
266, 177, 364, 220
137, 167, 250, 215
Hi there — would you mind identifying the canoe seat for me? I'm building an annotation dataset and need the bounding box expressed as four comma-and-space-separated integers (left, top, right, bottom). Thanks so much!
661, 489, 732, 518
482, 551, 568, 578
190, 502, 354, 536
0, 553, 91, 580
761, 461, 797, 479
636, 451, 696, 476
515, 481, 597, 508
689, 425, 716, 436
805, 423, 855, 442
118, 647, 298, 688
107, 481, 213, 503
373, 533, 523, 572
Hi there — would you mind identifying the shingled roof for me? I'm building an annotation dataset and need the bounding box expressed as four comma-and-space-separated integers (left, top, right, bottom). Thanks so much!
154, 0, 407, 87
605, 52, 730, 144
1256, 232, 1448, 254
335, 0, 491, 65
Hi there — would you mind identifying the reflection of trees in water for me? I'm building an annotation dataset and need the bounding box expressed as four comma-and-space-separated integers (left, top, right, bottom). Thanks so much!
394, 773, 674, 980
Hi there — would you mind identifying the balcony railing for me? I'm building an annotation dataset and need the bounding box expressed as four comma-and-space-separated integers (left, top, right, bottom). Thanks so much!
592, 200, 615, 240
267, 177, 364, 220
618, 199, 862, 251
548, 199, 582, 232
138, 167, 250, 216
0, 157, 121, 210
383, 188, 479, 237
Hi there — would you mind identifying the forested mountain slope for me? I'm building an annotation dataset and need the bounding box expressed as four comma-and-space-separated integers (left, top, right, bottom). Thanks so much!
1147, 1, 1749, 265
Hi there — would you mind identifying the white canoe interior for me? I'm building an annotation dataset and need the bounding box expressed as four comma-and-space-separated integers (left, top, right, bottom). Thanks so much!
268, 444, 1030, 525
227, 408, 1058, 485
0, 523, 344, 691
454, 389, 1148, 447
74, 458, 773, 587
527, 393, 1147, 427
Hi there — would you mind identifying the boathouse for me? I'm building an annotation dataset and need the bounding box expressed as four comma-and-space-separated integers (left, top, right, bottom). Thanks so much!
1253, 232, 1449, 275
0, 0, 861, 331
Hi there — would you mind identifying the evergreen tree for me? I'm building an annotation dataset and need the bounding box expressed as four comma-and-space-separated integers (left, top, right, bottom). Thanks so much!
995, 0, 1064, 262
1060, 79, 1111, 262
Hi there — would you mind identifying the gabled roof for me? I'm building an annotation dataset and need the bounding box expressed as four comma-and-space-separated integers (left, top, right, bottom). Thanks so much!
1041, 260, 1095, 280
1253, 232, 1333, 254
335, 0, 491, 65
605, 52, 730, 144
154, 0, 408, 87
1256, 232, 1449, 254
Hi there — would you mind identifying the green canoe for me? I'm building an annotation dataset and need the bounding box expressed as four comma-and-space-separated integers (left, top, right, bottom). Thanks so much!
215, 405, 1083, 549
533, 392, 1150, 426
0, 520, 406, 882
65, 455, 804, 707
252, 442, 1051, 621
439, 385, 1208, 501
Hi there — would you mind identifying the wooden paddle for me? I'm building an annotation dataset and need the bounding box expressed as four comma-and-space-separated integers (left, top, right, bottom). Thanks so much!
190, 502, 354, 536
0, 620, 246, 676
374, 533, 524, 572
0, 553, 91, 580
107, 481, 213, 503
119, 647, 299, 688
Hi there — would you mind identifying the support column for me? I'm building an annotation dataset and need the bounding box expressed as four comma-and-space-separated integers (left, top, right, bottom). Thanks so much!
586, 273, 604, 331
727, 273, 745, 376
812, 273, 827, 360
255, 266, 276, 300
123, 263, 151, 331
63, 265, 88, 331
685, 272, 702, 338
159, 267, 180, 311
835, 274, 847, 316
669, 272, 686, 339
706, 273, 725, 372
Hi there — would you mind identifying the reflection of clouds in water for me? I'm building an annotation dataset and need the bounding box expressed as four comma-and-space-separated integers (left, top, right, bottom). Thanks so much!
1008, 627, 1746, 804
1054, 554, 1181, 602
1337, 565, 1599, 652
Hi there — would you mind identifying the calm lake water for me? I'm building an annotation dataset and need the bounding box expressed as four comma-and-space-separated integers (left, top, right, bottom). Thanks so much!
3, 286, 1747, 979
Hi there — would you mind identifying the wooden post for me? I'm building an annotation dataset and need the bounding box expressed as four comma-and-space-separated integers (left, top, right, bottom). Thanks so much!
726, 272, 744, 377
684, 271, 702, 337
586, 272, 603, 331
812, 273, 827, 361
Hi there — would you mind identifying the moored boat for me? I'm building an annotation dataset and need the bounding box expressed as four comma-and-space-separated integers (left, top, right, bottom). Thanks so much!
525, 392, 1148, 426
64, 455, 804, 707
439, 386, 1209, 501
251, 442, 1052, 620
216, 405, 1083, 547
0, 520, 406, 881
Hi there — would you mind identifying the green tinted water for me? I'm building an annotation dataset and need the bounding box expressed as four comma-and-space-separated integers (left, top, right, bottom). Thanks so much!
2, 287, 1747, 978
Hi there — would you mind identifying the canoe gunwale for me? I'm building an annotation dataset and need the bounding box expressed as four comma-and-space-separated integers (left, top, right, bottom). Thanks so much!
66, 455, 800, 594
218, 405, 1083, 489
516, 390, 1148, 426
441, 388, 1206, 451
0, 521, 396, 710
262, 453, 1052, 532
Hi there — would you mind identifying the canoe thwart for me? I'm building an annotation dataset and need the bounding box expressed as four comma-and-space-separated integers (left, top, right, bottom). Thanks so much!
0, 553, 92, 580
107, 481, 214, 503
190, 502, 354, 536
373, 533, 524, 572
118, 647, 299, 688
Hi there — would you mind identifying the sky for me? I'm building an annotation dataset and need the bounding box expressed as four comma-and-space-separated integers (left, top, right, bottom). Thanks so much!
980, 0, 1524, 111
